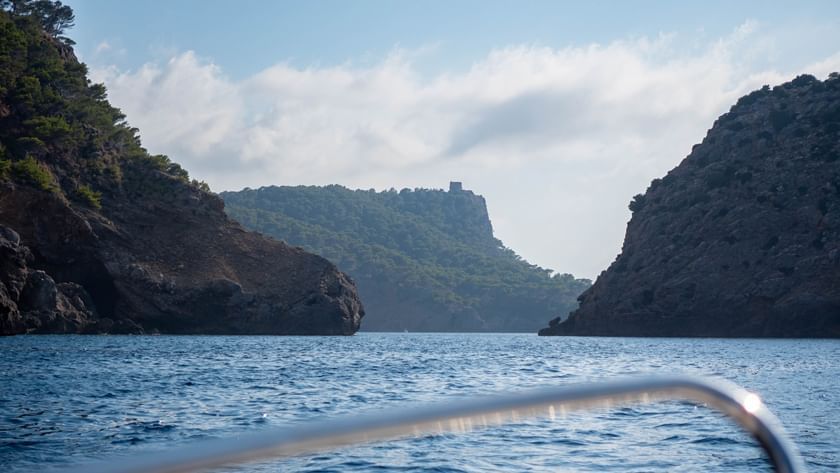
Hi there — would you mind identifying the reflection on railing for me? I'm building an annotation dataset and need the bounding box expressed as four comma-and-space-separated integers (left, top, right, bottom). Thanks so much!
58, 375, 806, 473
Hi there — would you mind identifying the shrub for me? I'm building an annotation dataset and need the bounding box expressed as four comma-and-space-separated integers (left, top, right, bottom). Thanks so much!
704, 165, 735, 189
191, 179, 211, 192
15, 136, 48, 156
147, 153, 171, 170
76, 184, 101, 209
769, 109, 796, 132
12, 155, 58, 192
166, 161, 189, 181
628, 194, 647, 213
0, 158, 10, 179
735, 85, 770, 107
10, 75, 42, 114
23, 115, 72, 142
789, 74, 817, 88
146, 154, 190, 181
105, 160, 122, 182
0, 142, 8, 178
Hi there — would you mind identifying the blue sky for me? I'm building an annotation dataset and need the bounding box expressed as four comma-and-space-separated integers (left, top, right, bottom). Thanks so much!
73, 1, 840, 77
66, 1, 840, 279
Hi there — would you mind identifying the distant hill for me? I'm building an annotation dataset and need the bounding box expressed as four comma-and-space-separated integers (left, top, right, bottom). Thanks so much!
541, 74, 840, 338
222, 184, 590, 332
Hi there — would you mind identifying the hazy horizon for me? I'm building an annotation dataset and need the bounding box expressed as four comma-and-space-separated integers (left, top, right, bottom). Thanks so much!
69, 0, 840, 279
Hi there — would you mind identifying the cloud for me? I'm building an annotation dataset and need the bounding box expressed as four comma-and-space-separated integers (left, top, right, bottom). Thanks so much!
92, 52, 242, 159
90, 21, 840, 279
94, 41, 111, 54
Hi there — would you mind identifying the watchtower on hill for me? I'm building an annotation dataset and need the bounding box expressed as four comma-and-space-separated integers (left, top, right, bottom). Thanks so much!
449, 181, 463, 192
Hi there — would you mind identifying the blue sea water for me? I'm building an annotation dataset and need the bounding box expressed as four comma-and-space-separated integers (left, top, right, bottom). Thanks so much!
0, 334, 838, 472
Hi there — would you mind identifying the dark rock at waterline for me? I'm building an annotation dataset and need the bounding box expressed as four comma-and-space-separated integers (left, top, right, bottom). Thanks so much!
540, 74, 840, 338
0, 226, 30, 334
1, 229, 96, 334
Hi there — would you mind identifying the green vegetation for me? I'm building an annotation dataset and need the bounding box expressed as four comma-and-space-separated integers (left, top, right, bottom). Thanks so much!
23, 115, 71, 142
146, 154, 191, 181
0, 1, 206, 203
1, 0, 74, 41
223, 185, 591, 331
192, 179, 211, 192
628, 193, 646, 212
0, 158, 10, 179
75, 183, 100, 209
769, 108, 795, 132
12, 154, 57, 192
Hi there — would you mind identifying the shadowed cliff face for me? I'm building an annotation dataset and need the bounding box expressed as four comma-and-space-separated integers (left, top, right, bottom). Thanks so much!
0, 177, 364, 335
0, 10, 363, 335
541, 74, 840, 338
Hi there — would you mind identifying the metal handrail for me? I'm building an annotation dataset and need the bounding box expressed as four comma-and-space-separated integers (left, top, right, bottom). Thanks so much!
58, 375, 806, 473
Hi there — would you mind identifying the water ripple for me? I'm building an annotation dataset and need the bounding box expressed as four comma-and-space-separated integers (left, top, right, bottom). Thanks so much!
0, 334, 838, 472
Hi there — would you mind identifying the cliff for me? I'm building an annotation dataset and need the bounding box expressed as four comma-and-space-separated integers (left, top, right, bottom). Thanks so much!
0, 7, 363, 335
222, 185, 590, 332
540, 74, 840, 337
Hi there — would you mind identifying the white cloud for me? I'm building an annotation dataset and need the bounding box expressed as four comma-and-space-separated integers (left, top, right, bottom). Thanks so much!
92, 52, 242, 159
90, 22, 840, 279
94, 41, 111, 54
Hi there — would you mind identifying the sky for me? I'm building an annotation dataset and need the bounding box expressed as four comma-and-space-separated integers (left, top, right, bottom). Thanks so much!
66, 0, 840, 279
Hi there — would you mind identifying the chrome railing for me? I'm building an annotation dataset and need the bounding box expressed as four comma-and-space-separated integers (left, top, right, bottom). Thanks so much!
59, 375, 806, 473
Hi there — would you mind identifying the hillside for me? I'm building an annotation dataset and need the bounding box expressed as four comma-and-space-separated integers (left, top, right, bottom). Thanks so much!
541, 74, 840, 337
0, 2, 363, 335
222, 184, 590, 332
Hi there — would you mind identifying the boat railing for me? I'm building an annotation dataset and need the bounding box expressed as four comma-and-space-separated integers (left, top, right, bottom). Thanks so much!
57, 375, 806, 473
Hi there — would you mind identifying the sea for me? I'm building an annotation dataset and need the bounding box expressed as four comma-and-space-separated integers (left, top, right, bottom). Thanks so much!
1, 333, 838, 472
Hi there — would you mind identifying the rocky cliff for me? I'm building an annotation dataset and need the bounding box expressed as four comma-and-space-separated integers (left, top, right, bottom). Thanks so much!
223, 185, 590, 332
541, 74, 840, 338
0, 7, 363, 335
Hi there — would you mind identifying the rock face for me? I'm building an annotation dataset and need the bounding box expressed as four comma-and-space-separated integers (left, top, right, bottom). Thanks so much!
540, 74, 840, 338
0, 9, 363, 335
0, 225, 111, 334
0, 180, 364, 336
